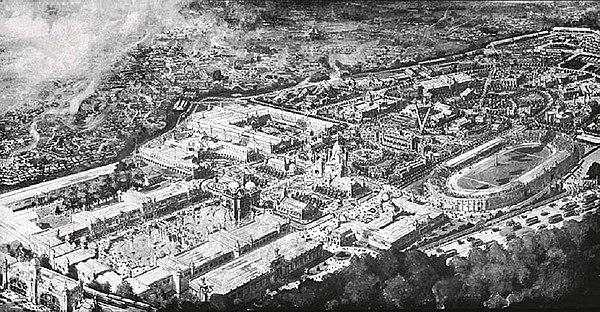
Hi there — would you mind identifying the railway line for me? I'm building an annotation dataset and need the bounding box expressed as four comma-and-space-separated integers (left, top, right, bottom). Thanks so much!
84, 286, 154, 312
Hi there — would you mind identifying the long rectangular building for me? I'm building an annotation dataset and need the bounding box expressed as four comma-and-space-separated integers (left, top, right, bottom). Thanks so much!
0, 163, 117, 211
368, 198, 447, 250
189, 231, 327, 302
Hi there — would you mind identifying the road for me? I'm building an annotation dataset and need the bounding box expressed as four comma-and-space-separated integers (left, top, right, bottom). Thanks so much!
419, 187, 563, 251
427, 190, 596, 258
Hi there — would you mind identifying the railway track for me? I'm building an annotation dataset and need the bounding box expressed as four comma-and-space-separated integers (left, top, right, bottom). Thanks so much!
84, 286, 154, 311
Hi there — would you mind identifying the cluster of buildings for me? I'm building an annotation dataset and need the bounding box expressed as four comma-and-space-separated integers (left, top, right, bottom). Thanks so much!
186, 102, 333, 156
1, 258, 82, 312
3, 18, 600, 312
0, 168, 332, 311
126, 213, 300, 298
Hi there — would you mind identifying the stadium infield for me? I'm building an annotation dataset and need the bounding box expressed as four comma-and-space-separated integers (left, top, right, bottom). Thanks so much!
446, 143, 554, 197
456, 143, 552, 190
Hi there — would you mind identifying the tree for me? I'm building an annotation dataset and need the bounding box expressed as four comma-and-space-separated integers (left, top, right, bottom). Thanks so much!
432, 277, 467, 309
146, 286, 171, 309
296, 119, 308, 130
578, 9, 600, 29
87, 280, 111, 293
586, 162, 600, 181
209, 294, 233, 311
532, 247, 571, 300
248, 212, 600, 310
39, 254, 52, 269
66, 265, 78, 280
269, 282, 318, 309
400, 250, 446, 306
484, 293, 509, 309
382, 275, 412, 308
342, 271, 380, 306
115, 281, 136, 300
116, 160, 127, 173
8, 241, 23, 258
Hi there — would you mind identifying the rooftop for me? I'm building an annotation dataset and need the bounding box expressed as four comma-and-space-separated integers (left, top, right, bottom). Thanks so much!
160, 240, 233, 272
451, 72, 473, 84
128, 267, 172, 294
373, 198, 444, 245
279, 197, 309, 212
89, 201, 142, 220
208, 231, 241, 251
56, 220, 89, 238
75, 258, 111, 275
52, 242, 76, 257
142, 181, 197, 203
28, 229, 63, 251
228, 214, 285, 242
444, 137, 504, 168
0, 205, 42, 245
191, 232, 320, 295
55, 248, 95, 267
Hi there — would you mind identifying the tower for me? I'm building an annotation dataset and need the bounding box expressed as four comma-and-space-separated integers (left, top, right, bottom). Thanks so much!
197, 278, 213, 302
313, 157, 324, 178
280, 184, 288, 200
1, 257, 8, 290
173, 270, 183, 296
270, 248, 286, 282
28, 258, 41, 305
342, 147, 349, 177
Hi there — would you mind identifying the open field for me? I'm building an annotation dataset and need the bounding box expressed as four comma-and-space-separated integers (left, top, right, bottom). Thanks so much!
456, 144, 552, 190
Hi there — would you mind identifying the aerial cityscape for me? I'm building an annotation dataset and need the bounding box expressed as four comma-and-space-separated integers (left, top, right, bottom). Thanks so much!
1, 0, 600, 311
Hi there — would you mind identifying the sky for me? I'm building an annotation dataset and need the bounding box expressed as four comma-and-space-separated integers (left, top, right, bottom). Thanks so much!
0, 0, 189, 112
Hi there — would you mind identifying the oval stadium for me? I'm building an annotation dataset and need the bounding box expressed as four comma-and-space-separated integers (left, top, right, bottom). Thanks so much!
425, 130, 580, 212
